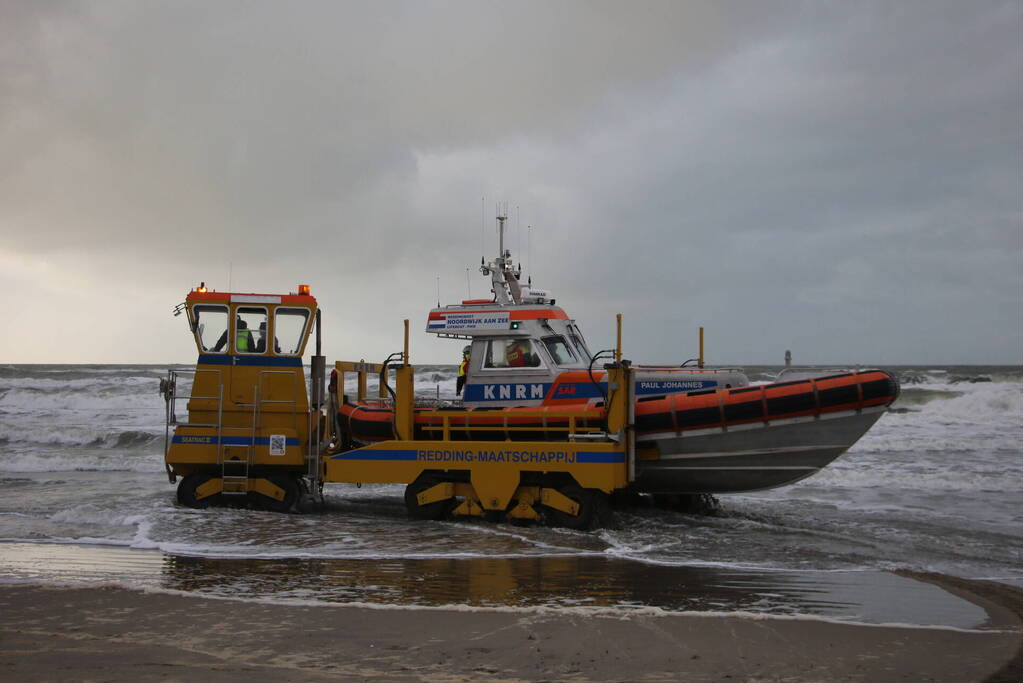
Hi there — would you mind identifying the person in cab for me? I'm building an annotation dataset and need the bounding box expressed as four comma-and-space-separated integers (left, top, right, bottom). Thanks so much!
506, 340, 539, 368
255, 321, 280, 353
211, 317, 256, 353
234, 319, 256, 353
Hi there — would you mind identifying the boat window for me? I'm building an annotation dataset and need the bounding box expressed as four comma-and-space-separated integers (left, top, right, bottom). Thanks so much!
541, 336, 576, 365
235, 307, 267, 354
192, 305, 228, 353
275, 308, 310, 356
569, 325, 591, 362
483, 339, 542, 369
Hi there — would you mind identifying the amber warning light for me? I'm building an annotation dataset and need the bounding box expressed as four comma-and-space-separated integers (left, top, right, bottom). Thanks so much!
298, 284, 311, 295
196, 282, 207, 293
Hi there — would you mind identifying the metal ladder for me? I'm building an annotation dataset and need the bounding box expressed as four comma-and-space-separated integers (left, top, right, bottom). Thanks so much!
220, 384, 259, 495
219, 370, 303, 495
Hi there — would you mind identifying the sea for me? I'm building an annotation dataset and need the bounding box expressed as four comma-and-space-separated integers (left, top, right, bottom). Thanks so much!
1, 363, 1021, 628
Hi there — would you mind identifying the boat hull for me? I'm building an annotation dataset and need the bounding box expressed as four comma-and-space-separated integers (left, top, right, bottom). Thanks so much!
634, 407, 886, 494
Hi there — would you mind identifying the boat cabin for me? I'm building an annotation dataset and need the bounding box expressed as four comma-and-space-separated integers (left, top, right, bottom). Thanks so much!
426, 214, 747, 408
427, 297, 596, 407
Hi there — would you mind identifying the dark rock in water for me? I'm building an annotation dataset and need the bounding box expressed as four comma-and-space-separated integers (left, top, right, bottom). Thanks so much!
616, 492, 721, 516
950, 375, 992, 384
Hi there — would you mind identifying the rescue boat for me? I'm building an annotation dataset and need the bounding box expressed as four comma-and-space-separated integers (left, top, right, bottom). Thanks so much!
332, 213, 899, 494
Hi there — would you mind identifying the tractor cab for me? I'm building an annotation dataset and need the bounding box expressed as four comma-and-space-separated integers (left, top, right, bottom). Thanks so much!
162, 283, 325, 511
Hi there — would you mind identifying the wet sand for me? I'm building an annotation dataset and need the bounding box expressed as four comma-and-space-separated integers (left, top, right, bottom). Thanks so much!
2, 576, 1021, 682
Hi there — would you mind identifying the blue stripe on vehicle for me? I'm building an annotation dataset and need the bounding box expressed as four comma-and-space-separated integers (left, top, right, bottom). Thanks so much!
171, 435, 300, 446
576, 451, 626, 463
197, 354, 303, 367
634, 380, 717, 394
330, 449, 418, 461
551, 380, 718, 399
328, 448, 625, 464
463, 382, 554, 402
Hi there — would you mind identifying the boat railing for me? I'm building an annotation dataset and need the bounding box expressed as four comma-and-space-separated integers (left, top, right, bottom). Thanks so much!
416, 408, 607, 441
631, 364, 745, 373
334, 360, 393, 404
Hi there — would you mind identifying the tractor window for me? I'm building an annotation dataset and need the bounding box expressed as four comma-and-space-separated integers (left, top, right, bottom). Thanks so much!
235, 307, 267, 354
484, 339, 542, 369
275, 308, 310, 356
192, 305, 228, 353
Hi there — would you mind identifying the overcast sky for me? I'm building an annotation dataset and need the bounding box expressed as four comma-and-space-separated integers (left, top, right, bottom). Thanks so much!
2, 0, 1020, 366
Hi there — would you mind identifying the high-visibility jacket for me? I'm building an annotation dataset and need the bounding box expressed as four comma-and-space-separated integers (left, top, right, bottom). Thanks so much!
236, 330, 252, 352
458, 357, 469, 377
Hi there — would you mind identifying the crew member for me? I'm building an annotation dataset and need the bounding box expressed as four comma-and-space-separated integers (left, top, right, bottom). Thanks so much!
456, 345, 470, 395
235, 319, 255, 353
255, 321, 280, 353
506, 340, 536, 367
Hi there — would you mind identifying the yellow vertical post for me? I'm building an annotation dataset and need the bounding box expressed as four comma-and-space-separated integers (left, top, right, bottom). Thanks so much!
607, 313, 628, 434
605, 366, 623, 434
394, 366, 414, 440
616, 314, 622, 364
699, 326, 705, 368
605, 362, 634, 468
357, 360, 368, 401
335, 362, 346, 403
605, 314, 634, 482
393, 320, 414, 440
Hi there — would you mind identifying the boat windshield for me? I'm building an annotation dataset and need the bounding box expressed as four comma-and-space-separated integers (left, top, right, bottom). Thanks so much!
568, 325, 591, 362
542, 336, 577, 366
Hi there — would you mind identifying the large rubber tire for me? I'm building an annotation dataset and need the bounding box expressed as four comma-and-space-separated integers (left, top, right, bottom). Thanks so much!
250, 474, 300, 513
177, 472, 220, 509
404, 474, 452, 521
545, 485, 613, 530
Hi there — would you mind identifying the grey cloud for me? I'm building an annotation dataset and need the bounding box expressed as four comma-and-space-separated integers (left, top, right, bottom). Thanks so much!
1, 1, 724, 261
1, 1, 1020, 364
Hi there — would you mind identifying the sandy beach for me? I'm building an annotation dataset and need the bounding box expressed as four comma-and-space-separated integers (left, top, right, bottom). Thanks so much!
2, 575, 1021, 682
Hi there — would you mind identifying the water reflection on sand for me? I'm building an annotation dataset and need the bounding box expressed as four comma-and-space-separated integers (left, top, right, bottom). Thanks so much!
0, 541, 991, 629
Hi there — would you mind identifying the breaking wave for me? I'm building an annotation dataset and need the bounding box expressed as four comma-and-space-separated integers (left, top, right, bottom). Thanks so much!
0, 451, 164, 473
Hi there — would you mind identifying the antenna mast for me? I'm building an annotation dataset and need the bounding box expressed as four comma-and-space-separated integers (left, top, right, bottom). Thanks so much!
527, 224, 531, 284
480, 202, 521, 305
497, 201, 507, 265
